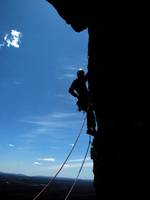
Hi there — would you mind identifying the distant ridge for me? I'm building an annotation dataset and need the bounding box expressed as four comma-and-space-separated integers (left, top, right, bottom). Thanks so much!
0, 172, 96, 200
0, 171, 92, 182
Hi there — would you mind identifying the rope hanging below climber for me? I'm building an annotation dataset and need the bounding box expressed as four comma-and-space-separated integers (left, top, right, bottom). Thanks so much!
32, 112, 88, 200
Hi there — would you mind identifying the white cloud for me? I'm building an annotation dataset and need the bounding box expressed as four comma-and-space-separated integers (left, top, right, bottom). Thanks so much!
69, 143, 74, 147
51, 112, 77, 119
64, 162, 93, 168
38, 157, 56, 162
9, 144, 15, 147
49, 161, 93, 170
68, 157, 91, 163
0, 29, 22, 49
33, 162, 42, 165
11, 30, 20, 37
64, 164, 70, 168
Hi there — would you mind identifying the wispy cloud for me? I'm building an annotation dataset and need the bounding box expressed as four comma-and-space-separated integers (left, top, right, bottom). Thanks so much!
0, 29, 22, 49
38, 157, 56, 162
63, 162, 93, 168
9, 144, 15, 147
57, 73, 75, 80
19, 111, 84, 143
21, 120, 71, 128
68, 157, 91, 163
20, 112, 80, 129
33, 157, 56, 167
59, 57, 88, 77
69, 143, 74, 147
33, 162, 42, 165
51, 112, 77, 119
65, 65, 77, 71
46, 161, 93, 170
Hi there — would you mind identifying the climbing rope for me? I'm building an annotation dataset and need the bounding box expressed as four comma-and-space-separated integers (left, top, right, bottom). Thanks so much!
64, 135, 92, 200
32, 95, 93, 200
32, 114, 87, 200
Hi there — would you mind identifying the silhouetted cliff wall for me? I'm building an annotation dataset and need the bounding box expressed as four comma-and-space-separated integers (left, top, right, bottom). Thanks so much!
47, 1, 148, 199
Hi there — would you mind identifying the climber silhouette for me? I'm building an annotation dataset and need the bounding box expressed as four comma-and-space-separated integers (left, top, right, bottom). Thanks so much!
69, 68, 96, 136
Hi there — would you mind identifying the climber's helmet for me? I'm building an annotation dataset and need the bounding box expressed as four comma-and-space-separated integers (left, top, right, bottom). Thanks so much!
77, 68, 85, 78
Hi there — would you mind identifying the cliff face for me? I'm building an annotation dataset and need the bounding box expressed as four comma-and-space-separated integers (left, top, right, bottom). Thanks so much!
47, 1, 148, 199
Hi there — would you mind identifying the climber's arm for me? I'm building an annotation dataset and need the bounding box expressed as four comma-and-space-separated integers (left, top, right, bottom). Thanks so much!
68, 82, 79, 98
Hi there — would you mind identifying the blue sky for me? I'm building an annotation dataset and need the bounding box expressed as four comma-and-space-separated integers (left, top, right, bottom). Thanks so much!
0, 0, 93, 179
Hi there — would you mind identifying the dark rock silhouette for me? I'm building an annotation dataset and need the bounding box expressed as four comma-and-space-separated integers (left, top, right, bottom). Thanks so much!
47, 1, 148, 199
